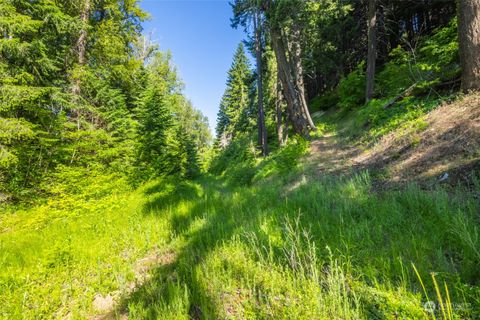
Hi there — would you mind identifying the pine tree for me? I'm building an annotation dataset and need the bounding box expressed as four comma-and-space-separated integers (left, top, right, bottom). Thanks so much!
136, 83, 174, 178
0, 1, 72, 194
215, 43, 253, 146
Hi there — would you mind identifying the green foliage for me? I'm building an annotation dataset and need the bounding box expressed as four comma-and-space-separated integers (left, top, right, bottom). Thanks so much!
254, 135, 309, 181
318, 20, 461, 144
209, 134, 309, 186
337, 66, 366, 110
377, 18, 460, 98
215, 43, 254, 142
209, 136, 256, 176
375, 48, 413, 97
417, 18, 460, 82
135, 76, 176, 179
310, 90, 339, 111
0, 1, 210, 201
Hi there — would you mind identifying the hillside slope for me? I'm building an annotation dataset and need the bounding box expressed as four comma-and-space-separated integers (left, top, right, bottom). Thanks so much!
1, 95, 479, 319
310, 93, 480, 187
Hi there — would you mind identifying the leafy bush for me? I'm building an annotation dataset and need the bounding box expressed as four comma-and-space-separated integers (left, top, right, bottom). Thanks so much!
418, 17, 459, 82
274, 136, 309, 172
209, 136, 256, 175
376, 18, 459, 98
376, 49, 412, 97
224, 161, 257, 186
338, 67, 366, 110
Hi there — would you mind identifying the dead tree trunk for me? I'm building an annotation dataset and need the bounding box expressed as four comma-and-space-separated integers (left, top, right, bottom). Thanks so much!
458, 0, 480, 91
365, 0, 377, 102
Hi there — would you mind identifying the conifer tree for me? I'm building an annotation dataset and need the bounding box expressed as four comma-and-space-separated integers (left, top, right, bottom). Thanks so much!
0, 1, 72, 193
0, 0, 210, 199
215, 43, 253, 146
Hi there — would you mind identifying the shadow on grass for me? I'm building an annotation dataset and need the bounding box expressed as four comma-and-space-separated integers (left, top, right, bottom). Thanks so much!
116, 176, 260, 319
115, 172, 480, 319
142, 179, 203, 215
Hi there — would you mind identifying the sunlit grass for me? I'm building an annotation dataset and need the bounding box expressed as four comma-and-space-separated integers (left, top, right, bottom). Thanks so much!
1, 170, 479, 319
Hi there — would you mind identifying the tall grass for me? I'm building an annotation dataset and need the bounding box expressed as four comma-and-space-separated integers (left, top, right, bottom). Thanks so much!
118, 172, 478, 319
1, 169, 479, 318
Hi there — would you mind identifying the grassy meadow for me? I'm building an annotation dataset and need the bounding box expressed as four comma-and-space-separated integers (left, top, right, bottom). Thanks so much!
1, 165, 479, 319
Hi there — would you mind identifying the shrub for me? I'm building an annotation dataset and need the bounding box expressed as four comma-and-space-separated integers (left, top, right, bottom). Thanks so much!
224, 161, 257, 186
338, 67, 366, 110
376, 50, 412, 97
376, 18, 459, 98
209, 136, 256, 175
274, 136, 309, 172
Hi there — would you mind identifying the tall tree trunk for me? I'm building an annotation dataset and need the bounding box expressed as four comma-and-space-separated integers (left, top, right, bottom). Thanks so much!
72, 0, 90, 96
365, 0, 377, 102
289, 23, 316, 130
270, 26, 312, 137
457, 0, 480, 91
254, 10, 268, 156
276, 72, 287, 146
377, 4, 388, 66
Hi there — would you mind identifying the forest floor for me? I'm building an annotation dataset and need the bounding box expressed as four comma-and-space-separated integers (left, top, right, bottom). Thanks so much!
1, 94, 480, 319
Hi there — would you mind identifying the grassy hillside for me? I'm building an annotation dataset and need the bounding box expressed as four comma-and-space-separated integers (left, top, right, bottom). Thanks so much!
1, 94, 479, 319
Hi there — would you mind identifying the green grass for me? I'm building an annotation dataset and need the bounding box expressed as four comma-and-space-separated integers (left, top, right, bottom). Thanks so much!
0, 176, 172, 319
2, 165, 478, 319
126, 171, 480, 319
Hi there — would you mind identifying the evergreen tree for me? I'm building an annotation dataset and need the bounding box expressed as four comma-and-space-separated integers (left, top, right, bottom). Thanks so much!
0, 0, 211, 200
0, 0, 73, 194
215, 43, 253, 145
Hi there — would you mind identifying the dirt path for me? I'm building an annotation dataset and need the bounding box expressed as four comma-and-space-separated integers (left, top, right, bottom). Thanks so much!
308, 133, 363, 175
88, 249, 177, 320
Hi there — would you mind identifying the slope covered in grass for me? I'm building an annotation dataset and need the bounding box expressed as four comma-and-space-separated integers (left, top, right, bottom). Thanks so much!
2, 136, 479, 319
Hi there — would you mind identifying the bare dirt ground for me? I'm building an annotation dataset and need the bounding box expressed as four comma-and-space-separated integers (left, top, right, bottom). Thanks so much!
308, 93, 480, 188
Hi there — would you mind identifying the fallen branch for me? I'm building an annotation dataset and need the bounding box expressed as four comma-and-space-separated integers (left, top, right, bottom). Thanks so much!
382, 82, 419, 109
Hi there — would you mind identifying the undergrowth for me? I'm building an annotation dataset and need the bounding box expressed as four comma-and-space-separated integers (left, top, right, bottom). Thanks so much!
310, 19, 460, 145
118, 170, 479, 319
2, 156, 479, 319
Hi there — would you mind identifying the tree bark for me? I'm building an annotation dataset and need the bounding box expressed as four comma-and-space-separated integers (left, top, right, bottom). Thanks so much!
270, 26, 313, 137
254, 10, 268, 156
276, 72, 287, 146
72, 0, 90, 96
289, 22, 316, 130
365, 0, 377, 102
458, 0, 480, 91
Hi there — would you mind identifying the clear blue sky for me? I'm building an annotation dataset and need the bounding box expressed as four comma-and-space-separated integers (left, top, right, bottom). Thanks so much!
140, 0, 249, 133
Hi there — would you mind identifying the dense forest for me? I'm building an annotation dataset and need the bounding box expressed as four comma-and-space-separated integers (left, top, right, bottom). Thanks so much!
0, 0, 210, 202
1, 0, 480, 319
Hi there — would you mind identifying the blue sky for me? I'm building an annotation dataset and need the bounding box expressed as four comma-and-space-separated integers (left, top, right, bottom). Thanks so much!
140, 0, 249, 133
